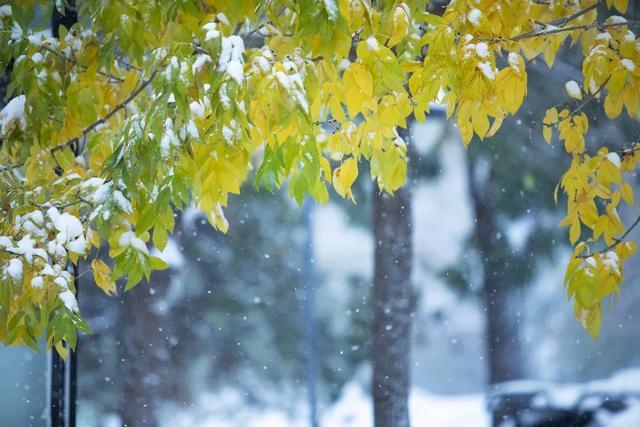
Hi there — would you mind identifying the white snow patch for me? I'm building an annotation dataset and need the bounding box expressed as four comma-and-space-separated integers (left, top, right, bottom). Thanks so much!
508, 52, 520, 72
118, 231, 149, 255
190, 101, 206, 118
324, 383, 488, 427
366, 36, 380, 52
7, 235, 48, 263
226, 61, 244, 86
5, 258, 23, 280
185, 121, 199, 139
31, 276, 43, 288
92, 181, 112, 204
192, 54, 212, 74
0, 236, 12, 247
0, 95, 27, 135
274, 69, 309, 113
621, 58, 635, 72
59, 290, 79, 312
608, 16, 627, 25
468, 8, 482, 26
47, 208, 86, 254
161, 118, 179, 157
323, 0, 339, 20
607, 152, 622, 168
113, 190, 132, 215
155, 383, 488, 427
565, 80, 582, 100
218, 36, 245, 85
477, 61, 495, 80
203, 22, 220, 41
475, 42, 489, 58
31, 52, 43, 63
216, 13, 230, 26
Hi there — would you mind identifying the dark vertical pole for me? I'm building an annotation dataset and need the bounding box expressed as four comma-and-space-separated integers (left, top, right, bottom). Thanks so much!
68, 264, 79, 427
301, 197, 319, 427
51, 0, 77, 38
50, 265, 79, 427
49, 351, 66, 427
372, 125, 413, 427
50, 4, 78, 426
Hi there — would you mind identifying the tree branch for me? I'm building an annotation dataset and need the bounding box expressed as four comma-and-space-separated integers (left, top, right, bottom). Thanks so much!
50, 67, 161, 155
484, 21, 637, 44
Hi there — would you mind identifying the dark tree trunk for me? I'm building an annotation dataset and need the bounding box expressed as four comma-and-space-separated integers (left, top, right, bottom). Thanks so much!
467, 153, 524, 385
372, 126, 413, 427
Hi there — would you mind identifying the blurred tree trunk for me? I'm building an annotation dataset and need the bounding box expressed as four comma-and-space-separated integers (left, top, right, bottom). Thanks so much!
119, 251, 183, 426
372, 126, 413, 427
467, 152, 524, 385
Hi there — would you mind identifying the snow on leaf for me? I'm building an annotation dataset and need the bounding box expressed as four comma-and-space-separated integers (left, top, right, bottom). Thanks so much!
0, 95, 26, 135
59, 290, 79, 312
118, 231, 149, 255
5, 258, 23, 280
565, 80, 582, 100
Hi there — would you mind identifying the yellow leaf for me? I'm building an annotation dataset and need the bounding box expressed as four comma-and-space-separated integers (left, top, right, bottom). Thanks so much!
351, 65, 373, 97
320, 156, 332, 183
88, 227, 101, 248
471, 109, 489, 139
542, 107, 557, 143
485, 115, 504, 138
55, 341, 69, 360
616, 241, 637, 260
206, 204, 229, 233
622, 182, 634, 206
613, 0, 628, 13
576, 302, 602, 340
333, 157, 358, 201
570, 217, 581, 244
387, 4, 409, 48
92, 259, 117, 296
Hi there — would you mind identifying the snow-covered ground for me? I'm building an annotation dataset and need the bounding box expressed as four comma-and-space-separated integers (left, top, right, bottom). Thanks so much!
145, 369, 640, 427
150, 383, 488, 427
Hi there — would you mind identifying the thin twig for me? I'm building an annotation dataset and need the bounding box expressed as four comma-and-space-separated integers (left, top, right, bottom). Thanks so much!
578, 213, 640, 258
484, 21, 637, 44
114, 56, 142, 72
544, 77, 610, 128
33, 197, 91, 210
570, 77, 609, 116
548, 2, 599, 28
39, 44, 125, 83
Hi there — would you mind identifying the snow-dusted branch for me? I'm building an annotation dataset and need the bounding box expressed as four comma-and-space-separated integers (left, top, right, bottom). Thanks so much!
50, 66, 161, 156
